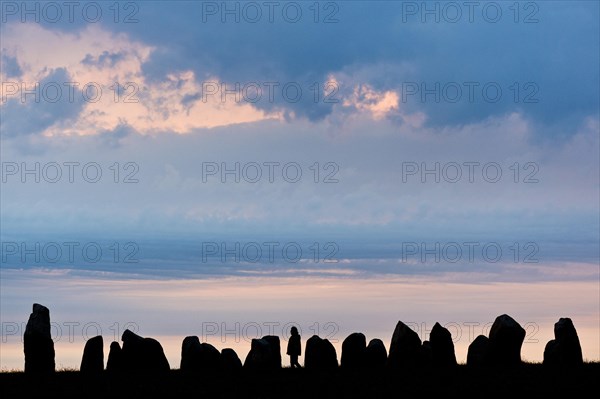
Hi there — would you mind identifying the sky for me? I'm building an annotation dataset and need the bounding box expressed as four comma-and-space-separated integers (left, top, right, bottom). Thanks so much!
0, 1, 599, 369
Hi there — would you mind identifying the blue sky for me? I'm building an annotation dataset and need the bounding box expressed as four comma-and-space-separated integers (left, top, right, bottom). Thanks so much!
0, 1, 599, 368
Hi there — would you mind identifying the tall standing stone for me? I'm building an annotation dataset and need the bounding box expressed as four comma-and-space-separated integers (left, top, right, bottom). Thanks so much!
304, 335, 338, 370
487, 314, 526, 366
430, 322, 457, 367
80, 335, 104, 373
244, 336, 281, 370
221, 348, 243, 372
467, 335, 489, 367
198, 342, 221, 370
180, 336, 202, 371
180, 336, 221, 371
24, 303, 55, 373
341, 332, 367, 369
121, 329, 170, 372
543, 318, 583, 367
388, 321, 422, 368
262, 335, 282, 369
365, 338, 387, 369
106, 341, 123, 372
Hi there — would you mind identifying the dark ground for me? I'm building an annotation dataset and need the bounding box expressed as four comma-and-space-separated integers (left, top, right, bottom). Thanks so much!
1, 363, 598, 398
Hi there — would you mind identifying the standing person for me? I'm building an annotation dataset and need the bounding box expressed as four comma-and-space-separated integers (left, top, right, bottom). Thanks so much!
287, 326, 302, 368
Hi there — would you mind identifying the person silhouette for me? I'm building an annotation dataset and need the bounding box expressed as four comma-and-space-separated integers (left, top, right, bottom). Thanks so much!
286, 326, 302, 368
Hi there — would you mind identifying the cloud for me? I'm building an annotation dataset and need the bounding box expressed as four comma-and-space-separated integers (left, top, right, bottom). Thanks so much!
3, 2, 598, 137
0, 3, 597, 283
0, 23, 281, 137
342, 84, 400, 121
1, 53, 22, 78
81, 50, 127, 68
1, 67, 85, 137
103, 1, 599, 129
1, 109, 597, 255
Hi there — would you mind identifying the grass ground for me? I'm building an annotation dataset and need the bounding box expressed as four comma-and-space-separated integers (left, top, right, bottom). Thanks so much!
1, 363, 598, 398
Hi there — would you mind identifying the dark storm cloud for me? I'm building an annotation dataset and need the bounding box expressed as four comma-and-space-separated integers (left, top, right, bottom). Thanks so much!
112, 1, 598, 129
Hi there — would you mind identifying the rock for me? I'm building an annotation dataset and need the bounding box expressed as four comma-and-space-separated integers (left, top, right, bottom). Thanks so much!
341, 332, 367, 369
180, 336, 220, 371
467, 335, 489, 367
141, 338, 170, 371
365, 339, 387, 369
388, 321, 422, 368
544, 340, 559, 364
220, 348, 242, 372
121, 329, 170, 372
199, 342, 221, 370
180, 336, 202, 371
106, 341, 123, 372
244, 338, 271, 370
244, 336, 281, 370
305, 335, 338, 370
421, 341, 433, 365
543, 318, 583, 367
262, 335, 282, 368
80, 335, 104, 373
24, 303, 55, 373
430, 322, 457, 367
487, 314, 526, 366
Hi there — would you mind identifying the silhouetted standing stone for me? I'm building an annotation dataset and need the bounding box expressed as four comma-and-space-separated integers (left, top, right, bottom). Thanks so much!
106, 341, 123, 372
430, 322, 457, 367
341, 332, 367, 369
467, 335, 489, 367
365, 338, 387, 369
305, 335, 338, 370
487, 314, 525, 366
543, 318, 583, 367
180, 336, 202, 371
262, 335, 282, 368
244, 336, 281, 370
181, 336, 220, 371
221, 348, 242, 372
81, 335, 104, 373
121, 329, 170, 372
388, 321, 422, 368
244, 338, 270, 369
421, 341, 432, 365
24, 303, 55, 373
198, 342, 221, 370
